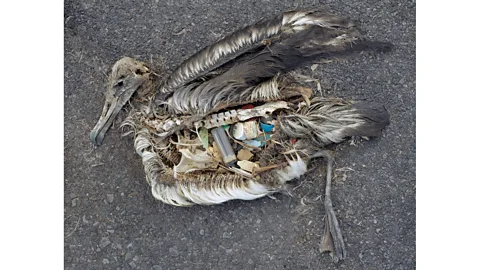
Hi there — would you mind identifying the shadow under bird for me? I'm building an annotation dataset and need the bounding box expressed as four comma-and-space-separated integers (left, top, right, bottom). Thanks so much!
90, 8, 392, 262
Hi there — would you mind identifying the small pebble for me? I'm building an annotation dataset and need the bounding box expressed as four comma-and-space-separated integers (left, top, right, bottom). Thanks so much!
248, 259, 254, 264
199, 229, 205, 235
107, 194, 114, 203
125, 252, 134, 261
129, 261, 137, 268
102, 259, 109, 264
99, 237, 111, 249
169, 246, 179, 256
152, 266, 162, 270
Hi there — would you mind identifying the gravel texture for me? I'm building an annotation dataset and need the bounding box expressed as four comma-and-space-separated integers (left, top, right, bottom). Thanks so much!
64, 0, 415, 269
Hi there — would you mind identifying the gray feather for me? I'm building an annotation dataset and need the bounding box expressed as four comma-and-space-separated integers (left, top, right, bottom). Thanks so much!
156, 9, 355, 97
278, 98, 390, 148
164, 25, 368, 115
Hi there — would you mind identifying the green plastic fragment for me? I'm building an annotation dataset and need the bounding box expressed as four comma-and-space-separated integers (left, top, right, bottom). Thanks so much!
199, 127, 209, 149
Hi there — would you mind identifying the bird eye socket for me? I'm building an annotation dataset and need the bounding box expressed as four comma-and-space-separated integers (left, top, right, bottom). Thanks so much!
113, 75, 126, 88
115, 81, 124, 88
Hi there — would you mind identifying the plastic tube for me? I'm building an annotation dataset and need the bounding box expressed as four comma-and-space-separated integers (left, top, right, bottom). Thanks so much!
211, 127, 237, 166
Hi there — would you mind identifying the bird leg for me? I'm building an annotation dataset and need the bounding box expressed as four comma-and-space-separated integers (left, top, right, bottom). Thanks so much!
251, 162, 289, 177
309, 150, 346, 262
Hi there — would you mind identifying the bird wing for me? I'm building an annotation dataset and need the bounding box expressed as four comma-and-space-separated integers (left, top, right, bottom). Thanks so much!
164, 19, 391, 115
156, 9, 354, 97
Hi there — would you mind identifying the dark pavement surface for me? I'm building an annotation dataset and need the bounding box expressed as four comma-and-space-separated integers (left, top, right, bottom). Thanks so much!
64, 0, 415, 269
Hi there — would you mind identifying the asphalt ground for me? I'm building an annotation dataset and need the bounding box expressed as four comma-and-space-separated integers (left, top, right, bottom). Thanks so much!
64, 0, 415, 269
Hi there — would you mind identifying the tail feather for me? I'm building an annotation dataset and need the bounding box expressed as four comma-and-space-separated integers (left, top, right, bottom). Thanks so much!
279, 98, 390, 147
345, 102, 391, 137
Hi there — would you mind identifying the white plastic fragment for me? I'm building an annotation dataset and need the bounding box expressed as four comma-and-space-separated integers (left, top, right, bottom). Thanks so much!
237, 160, 260, 173
231, 123, 246, 140
243, 121, 259, 139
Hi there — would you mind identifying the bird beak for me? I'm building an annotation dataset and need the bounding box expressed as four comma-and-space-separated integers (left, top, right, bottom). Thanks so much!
90, 76, 145, 146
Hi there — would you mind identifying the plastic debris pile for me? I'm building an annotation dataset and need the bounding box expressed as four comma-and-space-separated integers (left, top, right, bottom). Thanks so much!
173, 103, 280, 179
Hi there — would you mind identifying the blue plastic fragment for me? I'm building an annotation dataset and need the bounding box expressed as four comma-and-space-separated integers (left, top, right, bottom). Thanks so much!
259, 122, 274, 132
244, 140, 262, 148
255, 134, 271, 146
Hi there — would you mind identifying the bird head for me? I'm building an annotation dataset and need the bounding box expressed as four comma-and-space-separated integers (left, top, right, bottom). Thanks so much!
90, 57, 152, 146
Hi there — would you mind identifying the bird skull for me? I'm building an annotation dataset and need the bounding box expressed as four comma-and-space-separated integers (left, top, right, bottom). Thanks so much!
90, 57, 152, 146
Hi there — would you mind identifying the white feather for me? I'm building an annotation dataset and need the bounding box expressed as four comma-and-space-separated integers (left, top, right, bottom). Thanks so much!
173, 180, 272, 205
151, 181, 193, 206
275, 154, 308, 183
